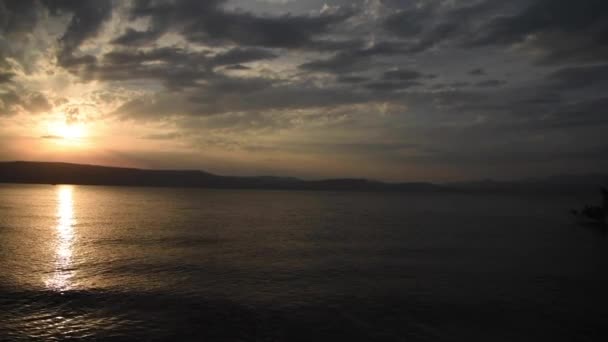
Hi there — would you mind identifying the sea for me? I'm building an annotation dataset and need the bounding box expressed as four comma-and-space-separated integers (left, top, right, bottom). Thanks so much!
0, 184, 606, 341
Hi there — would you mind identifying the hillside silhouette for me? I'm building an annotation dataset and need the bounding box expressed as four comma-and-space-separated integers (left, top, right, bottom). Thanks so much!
0, 161, 605, 194
0, 161, 439, 192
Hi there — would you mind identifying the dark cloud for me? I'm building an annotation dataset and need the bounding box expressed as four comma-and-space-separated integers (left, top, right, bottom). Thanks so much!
0, 72, 14, 83
195, 75, 274, 95
466, 0, 608, 64
43, 0, 113, 65
547, 64, 608, 89
299, 42, 406, 74
62, 47, 211, 88
115, 0, 354, 49
559, 98, 608, 127
184, 11, 352, 48
0, 0, 44, 72
430, 81, 471, 90
337, 75, 367, 83
223, 64, 251, 71
0, 89, 51, 116
0, 90, 20, 115
320, 69, 433, 93
449, 82, 471, 88
114, 80, 393, 120
26, 92, 52, 113
475, 80, 506, 88
382, 2, 435, 38
112, 0, 219, 46
300, 51, 369, 73
111, 27, 161, 46
0, 0, 40, 36
470, 0, 608, 45
142, 132, 184, 140
382, 69, 425, 81
62, 45, 277, 90
382, 0, 510, 53
404, 21, 461, 54
535, 97, 608, 129
58, 54, 97, 69
102, 47, 198, 66
380, 0, 608, 65
209, 48, 277, 67
468, 68, 485, 76
365, 81, 421, 92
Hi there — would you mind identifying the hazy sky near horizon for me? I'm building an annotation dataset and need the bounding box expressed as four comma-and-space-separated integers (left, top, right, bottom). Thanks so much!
1, 0, 607, 181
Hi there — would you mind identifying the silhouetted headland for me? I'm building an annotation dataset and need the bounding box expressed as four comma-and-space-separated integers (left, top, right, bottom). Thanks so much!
571, 187, 608, 225
0, 161, 606, 194
0, 161, 440, 192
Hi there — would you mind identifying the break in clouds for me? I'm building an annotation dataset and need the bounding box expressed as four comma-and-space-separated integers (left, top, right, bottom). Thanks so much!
1, 0, 607, 180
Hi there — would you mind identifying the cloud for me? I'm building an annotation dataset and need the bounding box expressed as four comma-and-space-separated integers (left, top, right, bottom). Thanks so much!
547, 64, 608, 89
113, 0, 354, 49
61, 46, 279, 90
382, 2, 435, 38
382, 0, 506, 53
114, 80, 388, 120
299, 42, 406, 74
0, 89, 51, 116
0, 0, 47, 72
0, 0, 41, 36
142, 132, 184, 140
65, 107, 80, 124
365, 81, 421, 92
223, 64, 251, 71
111, 27, 165, 46
468, 68, 485, 76
300, 51, 370, 73
379, 0, 608, 65
2, 0, 608, 180
208, 48, 278, 67
43, 0, 113, 66
475, 80, 507, 88
336, 75, 367, 83
540, 97, 608, 129
0, 72, 14, 83
70, 47, 211, 88
381, 69, 426, 81
41, 134, 63, 139
466, 0, 608, 64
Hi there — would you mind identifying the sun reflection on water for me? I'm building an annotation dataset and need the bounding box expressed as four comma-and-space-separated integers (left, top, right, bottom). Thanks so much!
46, 185, 76, 291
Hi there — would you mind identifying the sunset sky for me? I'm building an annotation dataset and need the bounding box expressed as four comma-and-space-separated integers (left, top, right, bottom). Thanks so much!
1, 0, 607, 181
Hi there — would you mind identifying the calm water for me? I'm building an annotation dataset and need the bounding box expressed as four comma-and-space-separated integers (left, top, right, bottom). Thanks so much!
0, 184, 606, 341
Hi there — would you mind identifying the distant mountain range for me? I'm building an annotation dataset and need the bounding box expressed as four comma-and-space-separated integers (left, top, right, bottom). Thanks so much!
0, 161, 606, 194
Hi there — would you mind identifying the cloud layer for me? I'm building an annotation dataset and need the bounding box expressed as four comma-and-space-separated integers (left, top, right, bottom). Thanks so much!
0, 0, 607, 181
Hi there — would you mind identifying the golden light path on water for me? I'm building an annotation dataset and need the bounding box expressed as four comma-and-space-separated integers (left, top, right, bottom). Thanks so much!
46, 185, 76, 291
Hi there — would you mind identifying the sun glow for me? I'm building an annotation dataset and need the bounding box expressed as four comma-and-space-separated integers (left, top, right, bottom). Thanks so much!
58, 123, 85, 139
48, 122, 87, 140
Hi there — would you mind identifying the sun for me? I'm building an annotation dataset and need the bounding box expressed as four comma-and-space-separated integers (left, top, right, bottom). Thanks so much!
48, 122, 87, 140
57, 124, 85, 139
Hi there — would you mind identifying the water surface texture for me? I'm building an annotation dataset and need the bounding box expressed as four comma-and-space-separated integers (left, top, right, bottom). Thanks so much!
1, 184, 607, 341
